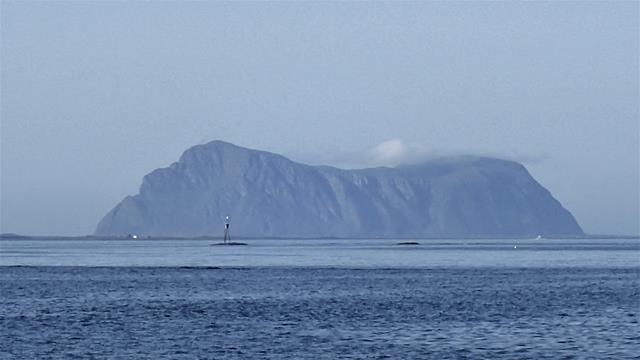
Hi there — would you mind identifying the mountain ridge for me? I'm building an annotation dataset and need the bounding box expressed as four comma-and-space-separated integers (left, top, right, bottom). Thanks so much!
96, 141, 583, 237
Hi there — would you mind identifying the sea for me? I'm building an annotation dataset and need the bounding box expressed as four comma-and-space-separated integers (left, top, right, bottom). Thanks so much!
1, 238, 639, 359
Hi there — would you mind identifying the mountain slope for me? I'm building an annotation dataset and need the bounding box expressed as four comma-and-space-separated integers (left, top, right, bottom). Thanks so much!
95, 141, 583, 237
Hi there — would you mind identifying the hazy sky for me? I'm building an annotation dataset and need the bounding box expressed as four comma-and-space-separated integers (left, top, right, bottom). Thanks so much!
1, 2, 638, 236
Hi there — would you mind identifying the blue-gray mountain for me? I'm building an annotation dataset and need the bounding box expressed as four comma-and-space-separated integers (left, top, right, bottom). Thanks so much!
96, 141, 583, 237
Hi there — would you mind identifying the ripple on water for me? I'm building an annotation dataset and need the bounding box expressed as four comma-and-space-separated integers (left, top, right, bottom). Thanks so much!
1, 267, 639, 359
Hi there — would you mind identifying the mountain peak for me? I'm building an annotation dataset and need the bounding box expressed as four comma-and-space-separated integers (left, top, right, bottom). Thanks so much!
96, 141, 582, 238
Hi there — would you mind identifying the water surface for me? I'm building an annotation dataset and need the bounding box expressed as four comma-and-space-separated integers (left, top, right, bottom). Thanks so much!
1, 238, 638, 267
1, 238, 638, 358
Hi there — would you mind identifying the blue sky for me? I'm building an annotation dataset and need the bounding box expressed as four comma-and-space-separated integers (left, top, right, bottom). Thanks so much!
1, 2, 638, 235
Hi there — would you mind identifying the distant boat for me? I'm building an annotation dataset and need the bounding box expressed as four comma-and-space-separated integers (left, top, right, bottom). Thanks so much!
535, 235, 543, 240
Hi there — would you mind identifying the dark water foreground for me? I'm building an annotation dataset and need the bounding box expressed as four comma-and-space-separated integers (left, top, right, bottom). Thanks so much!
1, 266, 638, 359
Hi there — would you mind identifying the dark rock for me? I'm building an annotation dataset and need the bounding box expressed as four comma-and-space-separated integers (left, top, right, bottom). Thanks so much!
210, 242, 248, 246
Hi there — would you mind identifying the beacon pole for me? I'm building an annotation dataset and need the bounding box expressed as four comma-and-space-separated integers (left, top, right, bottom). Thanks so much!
223, 215, 230, 245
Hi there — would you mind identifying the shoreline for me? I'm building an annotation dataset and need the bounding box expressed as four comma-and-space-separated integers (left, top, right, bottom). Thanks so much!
1, 234, 638, 241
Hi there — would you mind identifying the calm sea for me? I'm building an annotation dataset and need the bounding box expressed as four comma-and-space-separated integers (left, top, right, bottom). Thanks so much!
1, 238, 639, 358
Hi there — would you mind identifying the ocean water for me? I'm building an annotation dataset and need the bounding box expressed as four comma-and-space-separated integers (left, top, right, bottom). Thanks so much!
1, 238, 639, 358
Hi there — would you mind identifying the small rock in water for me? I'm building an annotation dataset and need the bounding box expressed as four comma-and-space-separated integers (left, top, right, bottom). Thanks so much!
397, 241, 420, 245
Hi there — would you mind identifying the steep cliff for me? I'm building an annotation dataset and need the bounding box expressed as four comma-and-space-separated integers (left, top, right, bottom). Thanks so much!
96, 141, 583, 237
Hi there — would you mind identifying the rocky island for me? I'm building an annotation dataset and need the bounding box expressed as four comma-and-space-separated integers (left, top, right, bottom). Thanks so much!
96, 141, 583, 238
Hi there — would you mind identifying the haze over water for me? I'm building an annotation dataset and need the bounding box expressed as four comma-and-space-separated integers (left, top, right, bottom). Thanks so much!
2, 1, 638, 236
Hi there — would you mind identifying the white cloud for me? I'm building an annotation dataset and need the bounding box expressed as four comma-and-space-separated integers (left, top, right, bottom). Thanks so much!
366, 139, 436, 167
288, 139, 549, 169
368, 139, 408, 164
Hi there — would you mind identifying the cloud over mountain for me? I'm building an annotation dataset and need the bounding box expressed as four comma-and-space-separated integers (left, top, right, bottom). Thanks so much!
96, 141, 583, 238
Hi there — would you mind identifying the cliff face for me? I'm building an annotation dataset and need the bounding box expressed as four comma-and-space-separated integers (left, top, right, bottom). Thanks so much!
95, 141, 583, 237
